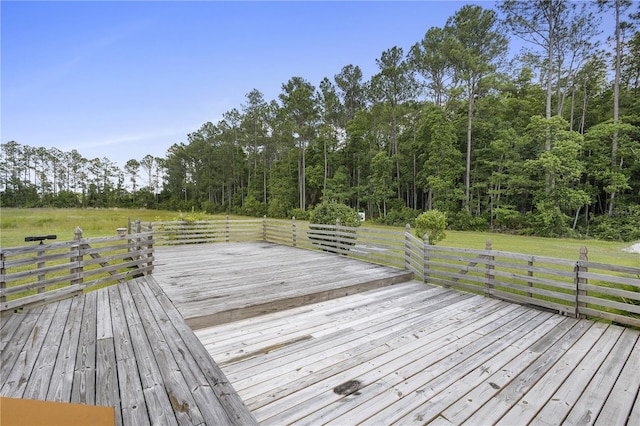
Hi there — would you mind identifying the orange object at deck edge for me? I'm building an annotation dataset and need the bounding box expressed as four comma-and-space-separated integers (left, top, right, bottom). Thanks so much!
0, 397, 115, 426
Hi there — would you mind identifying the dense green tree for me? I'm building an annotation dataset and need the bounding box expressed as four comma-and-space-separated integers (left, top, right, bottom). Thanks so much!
279, 77, 318, 211
370, 46, 418, 198
446, 5, 507, 212
125, 159, 140, 203
408, 26, 454, 109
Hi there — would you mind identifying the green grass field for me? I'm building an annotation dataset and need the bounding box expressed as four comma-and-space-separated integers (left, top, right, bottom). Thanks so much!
1, 208, 638, 267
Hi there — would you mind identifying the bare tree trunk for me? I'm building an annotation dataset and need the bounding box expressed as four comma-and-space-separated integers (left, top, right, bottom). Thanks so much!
609, 0, 621, 216
465, 88, 474, 213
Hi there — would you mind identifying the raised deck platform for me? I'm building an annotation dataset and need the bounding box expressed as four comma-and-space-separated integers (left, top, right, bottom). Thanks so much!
153, 242, 413, 329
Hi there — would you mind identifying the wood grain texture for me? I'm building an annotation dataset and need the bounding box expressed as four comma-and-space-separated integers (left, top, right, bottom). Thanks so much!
0, 275, 256, 425
176, 243, 639, 425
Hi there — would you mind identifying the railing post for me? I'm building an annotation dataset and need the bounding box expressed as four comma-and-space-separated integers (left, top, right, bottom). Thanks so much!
226, 215, 230, 243
485, 239, 495, 298
135, 219, 142, 261
423, 234, 431, 284
292, 217, 297, 247
1, 252, 6, 305
71, 226, 84, 292
335, 218, 341, 255
36, 241, 46, 294
576, 246, 588, 319
146, 222, 154, 275
404, 224, 411, 271
263, 215, 267, 242
527, 257, 534, 298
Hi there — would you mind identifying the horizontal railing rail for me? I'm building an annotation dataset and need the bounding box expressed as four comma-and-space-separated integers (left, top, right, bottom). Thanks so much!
1, 222, 154, 314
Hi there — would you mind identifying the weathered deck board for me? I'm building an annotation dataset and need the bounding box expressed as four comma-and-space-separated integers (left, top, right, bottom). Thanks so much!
153, 242, 413, 329
182, 243, 640, 426
0, 276, 257, 426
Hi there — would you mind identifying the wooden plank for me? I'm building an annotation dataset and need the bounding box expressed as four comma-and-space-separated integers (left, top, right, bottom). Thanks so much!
0, 311, 24, 352
107, 285, 139, 424
229, 293, 483, 397
591, 328, 640, 425
564, 329, 640, 425
375, 311, 560, 425
318, 308, 542, 426
23, 298, 73, 400
144, 276, 259, 425
580, 261, 640, 275
494, 322, 610, 425
628, 400, 640, 426
119, 283, 178, 425
1, 272, 79, 297
0, 302, 57, 398
71, 290, 97, 405
134, 280, 237, 424
580, 295, 640, 314
580, 271, 640, 287
95, 338, 121, 426
199, 283, 439, 357
461, 319, 593, 425
46, 295, 85, 403
96, 288, 113, 340
252, 302, 525, 423
217, 290, 452, 374
128, 281, 203, 425
108, 285, 135, 362
531, 325, 625, 424
582, 282, 640, 301
117, 357, 151, 426
93, 288, 121, 426
1, 284, 81, 313
439, 316, 579, 425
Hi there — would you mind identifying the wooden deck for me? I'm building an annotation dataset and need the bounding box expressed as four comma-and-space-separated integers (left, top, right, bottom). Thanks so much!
152, 242, 640, 425
153, 242, 413, 329
2, 241, 639, 425
0, 276, 257, 426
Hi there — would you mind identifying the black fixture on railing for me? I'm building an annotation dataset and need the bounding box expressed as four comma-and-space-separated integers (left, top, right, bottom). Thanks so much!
24, 235, 57, 244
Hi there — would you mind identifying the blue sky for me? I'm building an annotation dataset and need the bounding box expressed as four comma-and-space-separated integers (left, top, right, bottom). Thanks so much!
4, 0, 497, 168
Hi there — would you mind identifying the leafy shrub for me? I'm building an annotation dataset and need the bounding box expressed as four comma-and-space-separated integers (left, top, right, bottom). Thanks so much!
241, 194, 266, 217
379, 206, 421, 227
202, 201, 226, 215
589, 205, 640, 241
267, 198, 292, 218
493, 207, 527, 230
289, 208, 310, 221
415, 210, 447, 244
526, 201, 571, 237
309, 202, 361, 251
449, 210, 489, 231
173, 208, 212, 222
310, 202, 361, 228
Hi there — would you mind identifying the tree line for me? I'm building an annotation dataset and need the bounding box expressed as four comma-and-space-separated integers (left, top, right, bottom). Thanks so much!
2, 1, 639, 241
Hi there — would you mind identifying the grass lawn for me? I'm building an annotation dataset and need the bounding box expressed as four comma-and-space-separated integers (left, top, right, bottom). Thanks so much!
1, 208, 638, 267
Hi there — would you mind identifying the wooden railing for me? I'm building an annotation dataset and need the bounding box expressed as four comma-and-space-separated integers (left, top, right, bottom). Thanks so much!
149, 217, 640, 328
0, 222, 154, 314
147, 217, 263, 245
3, 217, 638, 328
